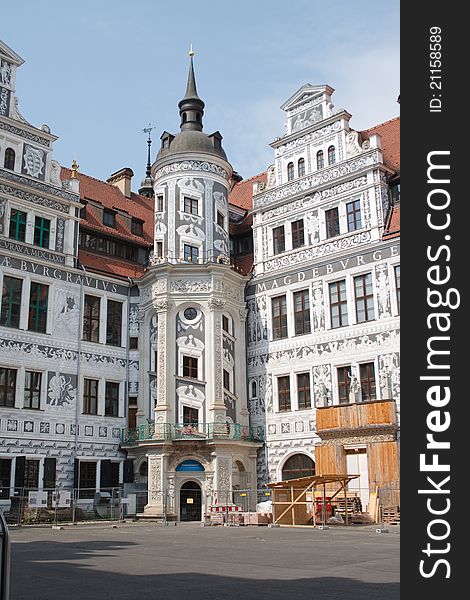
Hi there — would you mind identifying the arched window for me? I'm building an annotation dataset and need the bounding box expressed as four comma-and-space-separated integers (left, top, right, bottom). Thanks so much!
316, 150, 324, 170
139, 462, 148, 477
287, 162, 294, 181
251, 380, 257, 398
4, 147, 15, 170
328, 145, 336, 165
298, 157, 305, 177
282, 454, 315, 481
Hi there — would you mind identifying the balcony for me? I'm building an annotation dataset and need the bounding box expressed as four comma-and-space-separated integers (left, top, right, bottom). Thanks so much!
316, 399, 398, 436
121, 422, 264, 446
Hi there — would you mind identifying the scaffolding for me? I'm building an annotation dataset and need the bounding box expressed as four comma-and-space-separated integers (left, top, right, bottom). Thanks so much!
267, 474, 360, 527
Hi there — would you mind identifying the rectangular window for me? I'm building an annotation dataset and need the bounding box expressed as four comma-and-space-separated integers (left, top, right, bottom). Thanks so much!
325, 208, 340, 239
272, 226, 285, 254
103, 210, 116, 228
337, 367, 350, 405
105, 382, 119, 417
293, 289, 311, 335
329, 280, 348, 328
9, 209, 27, 242
156, 241, 163, 258
79, 462, 97, 497
106, 300, 122, 346
183, 405, 199, 425
291, 220, 305, 249
33, 216, 50, 248
28, 282, 48, 333
156, 195, 164, 212
395, 265, 400, 314
83, 379, 98, 415
217, 211, 225, 229
346, 200, 362, 231
131, 219, 144, 236
0, 367, 17, 408
184, 196, 199, 215
297, 373, 311, 410
24, 371, 41, 410
278, 376, 291, 412
182, 356, 198, 379
0, 276, 22, 328
0, 459, 12, 499
24, 459, 40, 489
360, 363, 377, 402
222, 315, 230, 334
272, 295, 288, 340
129, 337, 138, 350
354, 273, 375, 322
184, 244, 199, 262
223, 369, 230, 391
83, 295, 100, 342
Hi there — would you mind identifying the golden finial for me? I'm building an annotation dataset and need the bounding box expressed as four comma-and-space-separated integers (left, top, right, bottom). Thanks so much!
71, 157, 79, 179
189, 44, 195, 57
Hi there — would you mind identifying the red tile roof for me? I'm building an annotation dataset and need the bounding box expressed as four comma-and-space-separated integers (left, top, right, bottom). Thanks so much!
61, 167, 154, 246
229, 172, 267, 211
383, 205, 400, 240
361, 116, 400, 174
78, 250, 146, 280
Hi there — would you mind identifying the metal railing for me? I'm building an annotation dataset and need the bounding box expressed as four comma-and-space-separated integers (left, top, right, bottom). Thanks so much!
121, 422, 264, 445
146, 250, 247, 273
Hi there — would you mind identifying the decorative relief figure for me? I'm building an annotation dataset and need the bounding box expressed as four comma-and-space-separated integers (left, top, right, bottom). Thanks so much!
0, 199, 6, 234
171, 280, 211, 293
264, 374, 273, 413
213, 191, 226, 205
375, 264, 391, 318
47, 372, 77, 408
177, 308, 203, 332
247, 296, 268, 344
22, 144, 45, 179
149, 456, 162, 501
208, 298, 226, 311
266, 165, 276, 189
379, 353, 400, 401
348, 363, 361, 403
311, 281, 325, 331
0, 60, 12, 86
128, 306, 140, 335
50, 160, 62, 187
55, 219, 65, 252
177, 175, 205, 195
313, 364, 332, 406
305, 210, 320, 244
217, 458, 231, 491
346, 131, 363, 157
53, 289, 80, 339
177, 335, 204, 352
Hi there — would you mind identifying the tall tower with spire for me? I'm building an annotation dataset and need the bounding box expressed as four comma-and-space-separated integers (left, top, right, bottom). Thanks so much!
123, 51, 262, 521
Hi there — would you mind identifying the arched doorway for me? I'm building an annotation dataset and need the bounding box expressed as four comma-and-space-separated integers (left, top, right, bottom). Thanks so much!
179, 481, 202, 521
281, 454, 316, 481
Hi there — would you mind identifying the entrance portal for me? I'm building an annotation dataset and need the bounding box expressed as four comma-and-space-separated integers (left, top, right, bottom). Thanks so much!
179, 481, 202, 521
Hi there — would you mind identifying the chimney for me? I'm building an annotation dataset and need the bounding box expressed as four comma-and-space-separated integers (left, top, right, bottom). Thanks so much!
107, 167, 134, 198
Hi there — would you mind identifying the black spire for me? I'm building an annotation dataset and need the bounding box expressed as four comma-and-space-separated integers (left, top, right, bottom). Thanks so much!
138, 124, 154, 198
178, 47, 205, 132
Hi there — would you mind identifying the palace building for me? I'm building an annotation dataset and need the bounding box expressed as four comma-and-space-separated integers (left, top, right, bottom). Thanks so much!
0, 38, 399, 520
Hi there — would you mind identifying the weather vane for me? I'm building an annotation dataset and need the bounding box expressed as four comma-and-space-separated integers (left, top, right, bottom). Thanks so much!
143, 123, 155, 141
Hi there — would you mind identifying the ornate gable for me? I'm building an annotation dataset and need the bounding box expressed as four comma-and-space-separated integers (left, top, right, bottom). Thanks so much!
280, 84, 336, 136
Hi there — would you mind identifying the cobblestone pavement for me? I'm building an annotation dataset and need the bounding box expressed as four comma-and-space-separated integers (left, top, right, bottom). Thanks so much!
9, 522, 399, 599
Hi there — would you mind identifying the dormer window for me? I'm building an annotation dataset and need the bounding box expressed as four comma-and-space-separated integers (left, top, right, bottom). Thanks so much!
328, 145, 336, 165
4, 148, 15, 170
287, 162, 294, 181
298, 157, 305, 177
131, 218, 144, 237
103, 210, 116, 228
316, 150, 324, 170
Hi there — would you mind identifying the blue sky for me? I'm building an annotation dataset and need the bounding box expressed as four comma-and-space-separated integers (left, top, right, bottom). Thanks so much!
2, 0, 399, 185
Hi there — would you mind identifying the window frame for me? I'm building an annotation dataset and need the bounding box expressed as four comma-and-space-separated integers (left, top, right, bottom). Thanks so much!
325, 207, 340, 239
4, 147, 15, 170
183, 196, 199, 215
272, 225, 285, 255
359, 362, 377, 402
296, 372, 311, 410
271, 295, 288, 340
291, 219, 305, 250
103, 209, 116, 228
182, 355, 199, 379
83, 378, 99, 415
28, 282, 49, 333
83, 295, 101, 342
105, 381, 120, 417
346, 199, 362, 232
24, 371, 42, 410
293, 289, 311, 335
316, 150, 324, 170
183, 244, 199, 263
33, 216, 51, 248
0, 367, 17, 408
337, 366, 350, 405
0, 275, 23, 329
9, 208, 27, 242
277, 375, 291, 412
329, 279, 348, 328
298, 157, 305, 177
354, 273, 375, 323
328, 145, 336, 165
106, 300, 122, 346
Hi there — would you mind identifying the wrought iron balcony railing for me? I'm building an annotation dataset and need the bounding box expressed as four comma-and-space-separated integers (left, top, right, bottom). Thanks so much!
121, 422, 264, 445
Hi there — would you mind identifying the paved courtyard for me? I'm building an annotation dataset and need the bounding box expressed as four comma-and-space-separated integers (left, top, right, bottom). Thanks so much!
9, 522, 399, 599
